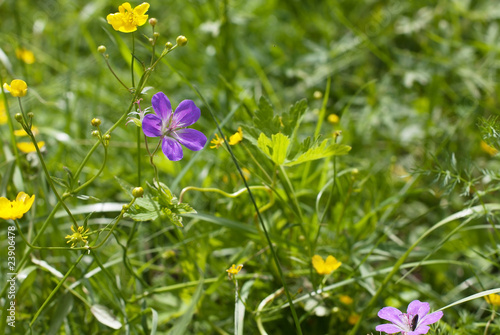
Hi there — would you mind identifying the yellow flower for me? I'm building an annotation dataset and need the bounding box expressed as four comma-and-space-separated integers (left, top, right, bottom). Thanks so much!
481, 141, 498, 156
312, 254, 341, 275
210, 133, 225, 149
17, 141, 45, 153
339, 295, 353, 305
0, 101, 6, 125
348, 313, 360, 325
228, 127, 243, 145
0, 192, 35, 220
485, 293, 500, 306
107, 2, 150, 33
327, 114, 340, 124
65, 225, 90, 248
226, 264, 243, 278
14, 126, 39, 137
16, 48, 35, 64
3, 79, 28, 97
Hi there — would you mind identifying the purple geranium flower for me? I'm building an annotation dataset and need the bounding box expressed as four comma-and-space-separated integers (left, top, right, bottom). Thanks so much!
375, 300, 443, 335
142, 92, 207, 161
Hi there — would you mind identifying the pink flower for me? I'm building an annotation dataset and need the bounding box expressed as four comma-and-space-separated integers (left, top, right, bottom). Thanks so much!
375, 300, 443, 334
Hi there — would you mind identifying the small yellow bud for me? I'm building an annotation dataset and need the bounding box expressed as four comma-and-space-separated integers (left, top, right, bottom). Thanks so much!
91, 118, 101, 127
103, 134, 111, 141
91, 130, 99, 137
97, 45, 107, 54
15, 113, 23, 122
132, 187, 144, 198
149, 18, 157, 27
149, 38, 154, 45
313, 91, 323, 99
122, 204, 130, 211
27, 112, 34, 119
153, 32, 159, 39
176, 35, 188, 46
165, 41, 173, 49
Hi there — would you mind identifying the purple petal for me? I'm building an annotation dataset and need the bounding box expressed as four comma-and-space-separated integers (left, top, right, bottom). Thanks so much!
152, 92, 172, 121
375, 324, 404, 334
418, 311, 443, 326
161, 136, 183, 161
171, 100, 200, 128
408, 300, 429, 317
174, 128, 207, 151
378, 307, 405, 327
142, 114, 163, 137
411, 325, 430, 334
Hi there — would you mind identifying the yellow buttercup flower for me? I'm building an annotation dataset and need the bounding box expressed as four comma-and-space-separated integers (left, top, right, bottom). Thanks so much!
485, 293, 500, 306
17, 141, 45, 153
0, 101, 6, 125
3, 79, 28, 97
0, 192, 35, 220
16, 48, 35, 64
226, 264, 243, 278
228, 127, 243, 145
107, 2, 150, 33
481, 141, 498, 156
14, 126, 39, 137
348, 313, 360, 325
339, 295, 353, 305
65, 225, 90, 248
312, 254, 341, 275
210, 133, 225, 149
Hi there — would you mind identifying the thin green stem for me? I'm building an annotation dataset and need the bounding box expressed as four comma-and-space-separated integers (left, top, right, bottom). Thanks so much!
72, 142, 108, 194
137, 126, 141, 186
192, 86, 303, 335
179, 185, 270, 203
131, 33, 135, 88
102, 54, 131, 92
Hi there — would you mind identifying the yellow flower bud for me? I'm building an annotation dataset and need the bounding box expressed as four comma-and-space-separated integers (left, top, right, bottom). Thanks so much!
91, 130, 100, 137
176, 35, 188, 46
97, 45, 107, 54
132, 187, 144, 198
165, 41, 173, 49
149, 18, 157, 26
15, 113, 23, 122
91, 118, 101, 127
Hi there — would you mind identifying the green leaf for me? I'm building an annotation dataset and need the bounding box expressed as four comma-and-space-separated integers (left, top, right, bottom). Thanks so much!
257, 133, 290, 165
282, 99, 308, 136
125, 197, 160, 221
90, 304, 122, 330
253, 97, 281, 136
284, 140, 351, 166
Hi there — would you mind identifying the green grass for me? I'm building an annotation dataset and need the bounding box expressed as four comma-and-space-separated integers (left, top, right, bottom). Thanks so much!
1, 0, 500, 334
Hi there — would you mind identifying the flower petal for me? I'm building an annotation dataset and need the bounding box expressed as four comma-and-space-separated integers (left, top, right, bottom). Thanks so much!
162, 136, 183, 161
375, 324, 404, 334
411, 325, 430, 335
142, 114, 163, 137
171, 100, 200, 128
418, 310, 443, 327
151, 92, 172, 121
378, 307, 405, 326
174, 128, 207, 151
134, 2, 150, 16
408, 300, 429, 317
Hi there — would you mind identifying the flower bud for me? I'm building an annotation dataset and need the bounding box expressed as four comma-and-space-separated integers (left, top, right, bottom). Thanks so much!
132, 187, 144, 198
103, 134, 111, 141
91, 130, 99, 137
153, 32, 160, 39
97, 45, 106, 54
27, 112, 34, 119
313, 91, 323, 99
122, 204, 130, 211
149, 18, 157, 27
149, 38, 154, 45
176, 35, 188, 46
15, 113, 23, 122
165, 41, 173, 49
91, 118, 101, 127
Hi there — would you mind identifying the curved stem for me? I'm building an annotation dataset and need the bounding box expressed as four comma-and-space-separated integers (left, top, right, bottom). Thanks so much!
179, 185, 270, 203
72, 141, 108, 194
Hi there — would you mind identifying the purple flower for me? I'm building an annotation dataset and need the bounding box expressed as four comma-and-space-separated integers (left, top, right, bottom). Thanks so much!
375, 300, 443, 335
142, 92, 207, 161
